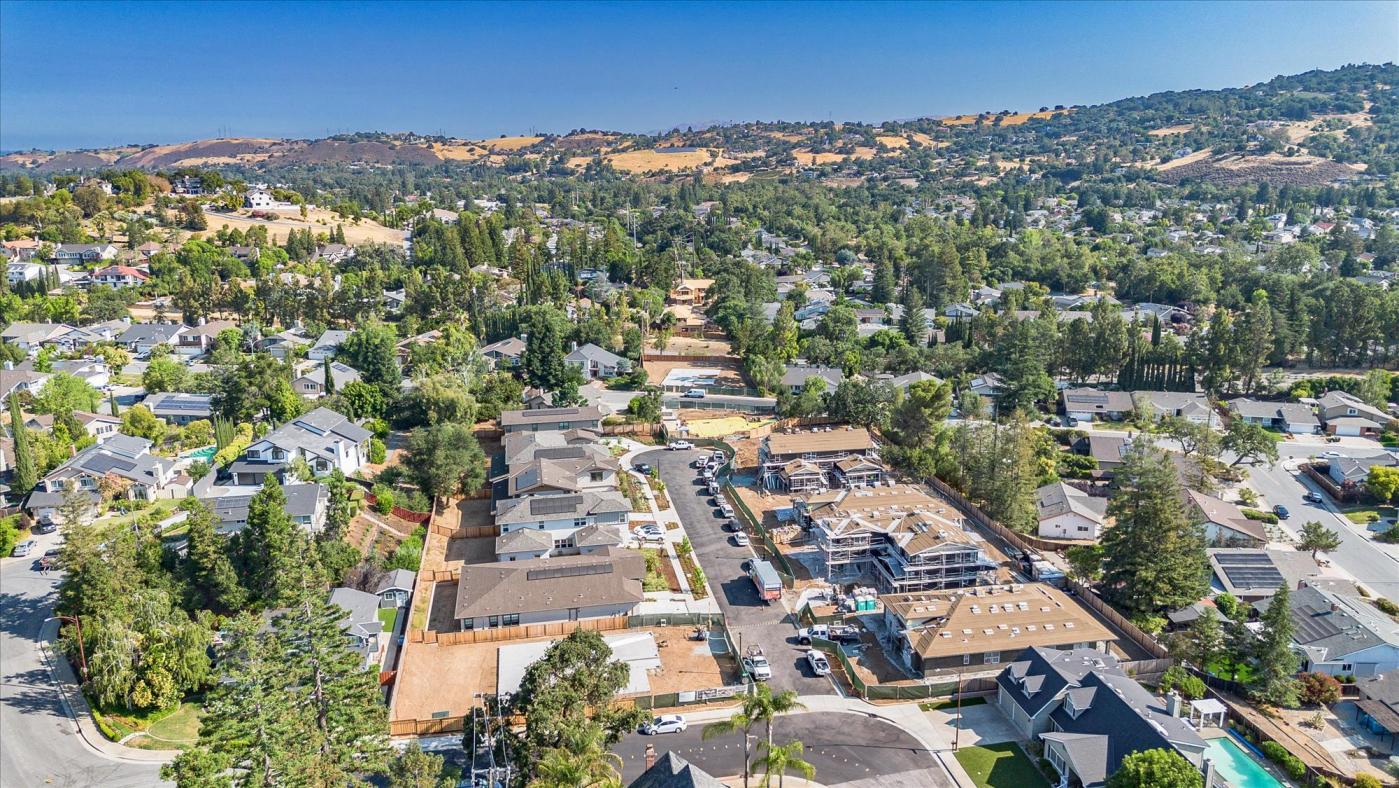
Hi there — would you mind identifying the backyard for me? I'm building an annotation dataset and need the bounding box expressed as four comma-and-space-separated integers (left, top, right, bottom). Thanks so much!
94, 698, 204, 750
953, 742, 1050, 788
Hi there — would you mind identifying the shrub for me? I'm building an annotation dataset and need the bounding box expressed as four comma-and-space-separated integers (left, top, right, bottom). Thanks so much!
1237, 488, 1259, 506
372, 484, 394, 515
1260, 741, 1307, 780
1297, 672, 1341, 706
368, 437, 387, 464
1354, 775, 1383, 788
1241, 508, 1280, 524
383, 526, 426, 571
1376, 598, 1399, 616
1159, 666, 1208, 700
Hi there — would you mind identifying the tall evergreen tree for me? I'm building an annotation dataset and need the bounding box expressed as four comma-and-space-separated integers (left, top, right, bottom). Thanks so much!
234, 478, 302, 606
521, 309, 568, 393
181, 499, 247, 614
898, 286, 927, 346
8, 394, 37, 494
1252, 584, 1299, 707
1099, 444, 1207, 617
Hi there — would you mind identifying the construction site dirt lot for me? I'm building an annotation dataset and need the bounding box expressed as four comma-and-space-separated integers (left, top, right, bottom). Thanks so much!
643, 356, 743, 387
391, 626, 738, 725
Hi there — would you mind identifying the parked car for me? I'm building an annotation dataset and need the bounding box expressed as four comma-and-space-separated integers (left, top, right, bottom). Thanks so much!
723, 518, 741, 532
1273, 505, 1290, 519
742, 652, 772, 681
718, 503, 735, 519
634, 463, 652, 475
798, 624, 860, 645
668, 440, 694, 451
1303, 491, 1325, 504
34, 521, 58, 534
11, 540, 35, 558
633, 525, 665, 541
683, 389, 706, 399
805, 650, 831, 676
1320, 450, 1343, 459
732, 531, 750, 547
640, 714, 688, 735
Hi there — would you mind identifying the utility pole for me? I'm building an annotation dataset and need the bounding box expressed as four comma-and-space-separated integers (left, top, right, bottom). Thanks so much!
953, 663, 963, 751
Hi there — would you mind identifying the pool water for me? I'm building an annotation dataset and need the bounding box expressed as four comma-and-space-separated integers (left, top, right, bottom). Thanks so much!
181, 445, 217, 462
1205, 736, 1286, 788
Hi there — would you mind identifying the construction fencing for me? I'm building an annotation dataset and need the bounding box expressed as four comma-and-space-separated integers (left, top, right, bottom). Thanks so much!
408, 614, 630, 646
808, 637, 997, 701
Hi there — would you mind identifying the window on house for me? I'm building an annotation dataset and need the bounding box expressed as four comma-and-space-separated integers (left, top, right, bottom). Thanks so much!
502, 613, 520, 627
986, 652, 1000, 664
590, 471, 604, 483
1341, 663, 1353, 672
461, 619, 474, 631
487, 615, 499, 628
962, 653, 971, 666
573, 518, 588, 528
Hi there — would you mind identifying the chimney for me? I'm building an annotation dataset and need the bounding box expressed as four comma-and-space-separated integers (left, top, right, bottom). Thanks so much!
1202, 758, 1215, 788
1330, 602, 1340, 613
644, 743, 656, 770
1166, 691, 1182, 717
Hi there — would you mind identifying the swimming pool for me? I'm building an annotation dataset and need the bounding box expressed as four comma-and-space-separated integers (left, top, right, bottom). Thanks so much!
1205, 736, 1286, 788
181, 445, 217, 462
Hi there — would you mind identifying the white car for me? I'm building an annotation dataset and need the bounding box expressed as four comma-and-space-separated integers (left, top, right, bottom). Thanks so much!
640, 714, 688, 735
805, 650, 831, 676
743, 654, 772, 681
668, 440, 694, 451
633, 525, 665, 541
1320, 450, 1343, 458
732, 531, 750, 547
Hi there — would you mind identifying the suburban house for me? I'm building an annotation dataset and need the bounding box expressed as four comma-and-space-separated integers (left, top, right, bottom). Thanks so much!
1265, 581, 1399, 678
480, 336, 526, 369
0, 369, 49, 400
1, 322, 80, 352
1355, 673, 1399, 752
175, 319, 239, 357
760, 426, 879, 490
7, 261, 46, 286
292, 360, 362, 398
1184, 490, 1266, 548
1132, 391, 1219, 427
228, 407, 370, 485
1208, 549, 1323, 603
245, 189, 276, 209
117, 322, 187, 355
308, 329, 351, 361
52, 243, 118, 263
1073, 435, 1130, 474
1318, 391, 1393, 436
382, 288, 407, 313
375, 569, 416, 608
1227, 398, 1319, 434
629, 751, 725, 788
796, 484, 996, 593
257, 329, 313, 360
493, 453, 620, 500
328, 587, 385, 669
205, 482, 328, 535
493, 490, 630, 559
141, 392, 215, 425
453, 548, 645, 632
499, 405, 606, 434
1060, 389, 1135, 422
90, 265, 149, 288
565, 343, 632, 381
668, 278, 714, 305
887, 585, 1115, 674
780, 365, 844, 396
498, 429, 607, 472
1328, 453, 1398, 486
315, 243, 355, 264
18, 357, 109, 389
996, 647, 1206, 788
1034, 482, 1107, 540
25, 435, 182, 525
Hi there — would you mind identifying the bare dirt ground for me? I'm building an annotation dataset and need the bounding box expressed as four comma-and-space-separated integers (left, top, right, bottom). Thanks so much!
643, 356, 743, 387
1148, 124, 1195, 137
198, 205, 407, 245
661, 335, 734, 356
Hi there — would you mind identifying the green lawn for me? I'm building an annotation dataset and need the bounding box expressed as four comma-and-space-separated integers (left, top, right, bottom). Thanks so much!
144, 702, 204, 746
1205, 656, 1257, 684
377, 607, 398, 631
954, 743, 1050, 788
1342, 506, 1396, 525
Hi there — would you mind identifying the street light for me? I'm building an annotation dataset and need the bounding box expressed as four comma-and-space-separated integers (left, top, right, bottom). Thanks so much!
48, 615, 87, 681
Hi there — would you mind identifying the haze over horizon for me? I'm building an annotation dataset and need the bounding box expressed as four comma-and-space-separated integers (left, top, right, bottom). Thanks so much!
2, 0, 1396, 152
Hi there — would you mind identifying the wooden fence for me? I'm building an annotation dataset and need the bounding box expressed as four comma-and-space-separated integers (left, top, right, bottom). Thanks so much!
409, 614, 630, 646
924, 475, 1069, 554
1064, 577, 1172, 660
429, 523, 497, 539
390, 715, 466, 737
1301, 462, 1360, 503
602, 422, 662, 437
363, 494, 432, 524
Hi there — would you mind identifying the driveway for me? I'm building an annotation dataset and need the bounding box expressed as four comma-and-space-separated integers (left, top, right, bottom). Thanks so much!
922, 702, 1020, 749
0, 532, 167, 787
643, 448, 836, 696
616, 710, 952, 787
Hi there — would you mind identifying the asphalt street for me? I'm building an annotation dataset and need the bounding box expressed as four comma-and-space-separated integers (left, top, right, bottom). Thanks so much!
0, 530, 166, 787
643, 448, 837, 697
616, 711, 950, 787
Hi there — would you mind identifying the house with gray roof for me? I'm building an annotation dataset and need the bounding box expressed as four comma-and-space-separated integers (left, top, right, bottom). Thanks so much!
230, 407, 371, 485
26, 435, 181, 525
308, 329, 351, 361
1061, 388, 1135, 422
117, 322, 187, 355
141, 392, 214, 425
203, 482, 328, 535
374, 569, 416, 607
565, 343, 632, 381
997, 647, 1206, 788
328, 587, 385, 669
1328, 453, 1398, 486
1264, 582, 1399, 678
492, 490, 630, 551
1132, 391, 1219, 428
481, 336, 526, 369
1227, 398, 1319, 434
628, 751, 725, 788
1318, 390, 1393, 436
1184, 489, 1266, 548
454, 548, 645, 632
780, 365, 844, 395
292, 360, 361, 398
1034, 482, 1107, 540
499, 405, 606, 434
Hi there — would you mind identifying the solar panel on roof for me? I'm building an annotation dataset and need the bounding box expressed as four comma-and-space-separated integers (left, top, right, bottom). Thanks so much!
529, 495, 583, 516
1214, 552, 1283, 589
526, 562, 613, 581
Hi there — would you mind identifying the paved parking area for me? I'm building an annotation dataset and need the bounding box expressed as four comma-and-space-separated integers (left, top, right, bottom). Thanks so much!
922, 702, 1020, 748
643, 448, 836, 696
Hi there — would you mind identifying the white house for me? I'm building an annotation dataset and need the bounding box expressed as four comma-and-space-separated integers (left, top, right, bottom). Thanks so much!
6, 261, 45, 286
1034, 482, 1107, 540
245, 189, 276, 209
308, 329, 351, 361
25, 435, 182, 525
228, 407, 370, 485
564, 343, 632, 381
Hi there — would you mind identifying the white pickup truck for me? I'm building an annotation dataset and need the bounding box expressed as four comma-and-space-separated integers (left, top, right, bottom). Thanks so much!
797, 624, 860, 645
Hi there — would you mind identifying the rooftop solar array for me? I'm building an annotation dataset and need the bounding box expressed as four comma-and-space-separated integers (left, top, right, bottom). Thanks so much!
527, 561, 614, 582
155, 398, 213, 411
1214, 552, 1283, 589
529, 495, 583, 516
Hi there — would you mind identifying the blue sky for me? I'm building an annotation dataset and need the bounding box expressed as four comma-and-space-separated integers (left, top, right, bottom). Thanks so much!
2, 1, 1395, 151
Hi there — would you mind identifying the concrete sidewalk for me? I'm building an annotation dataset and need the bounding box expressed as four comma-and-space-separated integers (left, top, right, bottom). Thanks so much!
39, 621, 175, 764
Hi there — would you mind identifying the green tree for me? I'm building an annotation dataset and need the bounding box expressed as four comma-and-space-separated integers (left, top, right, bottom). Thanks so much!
233, 479, 303, 606
1065, 543, 1104, 582
626, 389, 661, 423
522, 309, 569, 393
530, 723, 624, 788
1296, 520, 1342, 563
339, 322, 401, 389
120, 404, 167, 445
142, 355, 189, 394
390, 742, 453, 788
321, 470, 356, 542
1100, 444, 1207, 616
756, 740, 816, 788
890, 379, 952, 447
33, 371, 99, 416
1253, 583, 1299, 707
217, 353, 303, 423
1222, 420, 1279, 467
396, 374, 476, 427
1183, 608, 1224, 669
338, 380, 387, 420
403, 422, 487, 499
181, 499, 246, 614
1105, 748, 1202, 788
702, 703, 760, 788
1356, 369, 1393, 410
1366, 466, 1399, 504
8, 394, 37, 494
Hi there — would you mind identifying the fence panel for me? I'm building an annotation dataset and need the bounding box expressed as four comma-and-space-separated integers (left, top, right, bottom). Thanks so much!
1063, 578, 1171, 659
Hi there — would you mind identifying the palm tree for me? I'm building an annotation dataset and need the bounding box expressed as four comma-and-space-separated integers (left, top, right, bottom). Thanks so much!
531, 723, 623, 788
756, 740, 816, 788
702, 706, 758, 788
751, 682, 806, 751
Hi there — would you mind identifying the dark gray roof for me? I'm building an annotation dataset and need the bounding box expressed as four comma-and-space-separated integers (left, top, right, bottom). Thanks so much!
781, 365, 843, 388
565, 342, 627, 366
374, 569, 416, 595
142, 392, 214, 417
628, 751, 726, 788
205, 483, 325, 527
256, 407, 371, 462
1276, 584, 1393, 662
118, 322, 185, 344
329, 587, 383, 641
996, 647, 1119, 720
